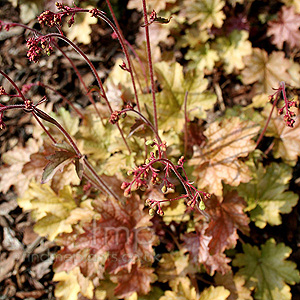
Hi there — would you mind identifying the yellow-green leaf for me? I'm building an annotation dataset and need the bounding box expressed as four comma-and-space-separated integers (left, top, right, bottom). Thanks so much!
233, 239, 300, 300
262, 105, 300, 165
214, 30, 252, 74
18, 182, 77, 240
241, 49, 292, 93
183, 0, 226, 29
153, 61, 216, 132
185, 44, 219, 72
237, 162, 298, 228
190, 117, 260, 196
199, 286, 230, 300
162, 199, 190, 225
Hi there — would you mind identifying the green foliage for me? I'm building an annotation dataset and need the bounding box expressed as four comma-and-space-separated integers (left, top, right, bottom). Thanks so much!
182, 0, 226, 29
233, 239, 300, 300
152, 61, 217, 132
237, 162, 299, 228
213, 30, 252, 74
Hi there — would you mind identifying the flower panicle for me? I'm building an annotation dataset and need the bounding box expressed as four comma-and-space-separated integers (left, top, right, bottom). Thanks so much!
269, 82, 298, 128
26, 37, 53, 63
121, 140, 209, 216
278, 98, 298, 128
38, 10, 62, 27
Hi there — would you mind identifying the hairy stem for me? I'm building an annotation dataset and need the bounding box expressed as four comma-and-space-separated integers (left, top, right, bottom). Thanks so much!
33, 107, 118, 199
141, 0, 158, 132
43, 33, 131, 153
255, 88, 281, 148
0, 70, 27, 102
184, 91, 189, 157
103, 1, 141, 111
121, 107, 162, 144
36, 82, 85, 119
54, 43, 103, 123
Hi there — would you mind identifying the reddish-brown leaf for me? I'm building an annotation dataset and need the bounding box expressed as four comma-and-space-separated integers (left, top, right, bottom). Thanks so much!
54, 195, 157, 276
189, 117, 259, 196
182, 224, 231, 275
112, 264, 156, 298
267, 6, 300, 49
205, 191, 250, 255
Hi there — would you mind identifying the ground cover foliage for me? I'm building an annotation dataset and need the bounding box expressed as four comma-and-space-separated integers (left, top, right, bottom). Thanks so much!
0, 0, 300, 299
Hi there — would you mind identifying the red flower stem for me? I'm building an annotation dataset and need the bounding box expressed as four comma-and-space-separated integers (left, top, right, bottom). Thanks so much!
0, 104, 26, 111
6, 22, 103, 123
0, 48, 118, 200
124, 39, 149, 93
184, 91, 189, 157
103, 1, 141, 111
130, 157, 193, 198
255, 89, 281, 148
43, 33, 131, 153
141, 0, 158, 133
121, 107, 162, 144
83, 157, 119, 199
1, 22, 36, 33
43, 34, 105, 106
82, 170, 108, 194
36, 82, 85, 119
34, 107, 81, 156
33, 107, 118, 199
154, 195, 188, 203
31, 111, 57, 144
0, 70, 27, 102
1, 103, 117, 197
53, 43, 104, 123
280, 81, 290, 114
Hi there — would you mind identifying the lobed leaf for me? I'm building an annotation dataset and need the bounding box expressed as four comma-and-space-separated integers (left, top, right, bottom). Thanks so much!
204, 191, 250, 254
214, 272, 253, 300
241, 49, 292, 94
182, 0, 226, 29
159, 277, 230, 300
213, 30, 252, 74
54, 195, 158, 294
182, 223, 231, 275
263, 106, 300, 166
237, 162, 298, 228
112, 264, 157, 298
233, 239, 300, 300
267, 6, 300, 49
0, 138, 40, 196
189, 117, 260, 196
154, 61, 217, 132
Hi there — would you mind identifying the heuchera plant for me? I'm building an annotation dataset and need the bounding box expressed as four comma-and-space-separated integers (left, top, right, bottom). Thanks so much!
0, 1, 299, 299
0, 2, 213, 216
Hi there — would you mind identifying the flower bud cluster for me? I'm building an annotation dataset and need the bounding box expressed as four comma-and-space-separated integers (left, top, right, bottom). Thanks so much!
0, 20, 13, 31
119, 61, 129, 72
278, 99, 298, 128
186, 192, 210, 209
109, 105, 133, 124
269, 83, 298, 128
109, 110, 121, 124
26, 37, 53, 63
120, 140, 210, 217
39, 3, 78, 29
38, 10, 62, 27
120, 141, 169, 202
89, 8, 102, 18
145, 199, 164, 216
